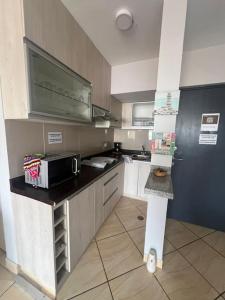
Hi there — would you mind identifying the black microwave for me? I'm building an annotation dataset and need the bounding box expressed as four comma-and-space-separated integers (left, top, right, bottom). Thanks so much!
25, 153, 81, 189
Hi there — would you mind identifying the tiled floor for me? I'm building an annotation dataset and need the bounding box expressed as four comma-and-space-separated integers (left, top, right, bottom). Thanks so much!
1, 196, 225, 300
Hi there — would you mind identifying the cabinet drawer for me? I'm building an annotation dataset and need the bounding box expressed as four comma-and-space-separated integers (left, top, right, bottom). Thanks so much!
103, 172, 119, 204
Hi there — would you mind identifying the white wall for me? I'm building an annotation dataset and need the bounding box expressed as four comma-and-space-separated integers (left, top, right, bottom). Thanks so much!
0, 88, 18, 262
111, 58, 158, 94
180, 44, 225, 87
111, 43, 225, 94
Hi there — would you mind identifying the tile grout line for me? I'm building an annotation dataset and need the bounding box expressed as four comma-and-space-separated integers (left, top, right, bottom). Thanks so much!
67, 282, 109, 300
181, 221, 216, 239
214, 291, 225, 300
115, 204, 171, 300
200, 236, 225, 260
153, 274, 171, 300
0, 282, 16, 299
114, 209, 145, 258
95, 240, 115, 300
96, 231, 126, 242
177, 248, 221, 295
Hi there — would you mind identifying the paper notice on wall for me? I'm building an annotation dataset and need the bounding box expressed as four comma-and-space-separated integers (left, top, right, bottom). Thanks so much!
48, 132, 63, 144
199, 134, 217, 145
201, 113, 220, 132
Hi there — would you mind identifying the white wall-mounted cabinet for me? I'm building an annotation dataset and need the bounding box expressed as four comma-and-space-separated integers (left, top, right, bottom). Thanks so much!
0, 0, 111, 120
124, 160, 151, 200
122, 103, 154, 130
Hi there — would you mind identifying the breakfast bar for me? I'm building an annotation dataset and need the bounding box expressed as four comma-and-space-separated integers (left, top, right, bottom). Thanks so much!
143, 166, 174, 268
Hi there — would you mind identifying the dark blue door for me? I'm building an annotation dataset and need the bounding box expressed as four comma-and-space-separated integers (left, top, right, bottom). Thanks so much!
167, 85, 225, 231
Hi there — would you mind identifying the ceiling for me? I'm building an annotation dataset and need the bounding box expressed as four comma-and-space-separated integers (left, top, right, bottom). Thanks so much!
62, 0, 225, 66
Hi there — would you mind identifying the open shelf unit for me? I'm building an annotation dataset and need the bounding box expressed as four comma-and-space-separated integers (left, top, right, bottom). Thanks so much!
53, 201, 69, 288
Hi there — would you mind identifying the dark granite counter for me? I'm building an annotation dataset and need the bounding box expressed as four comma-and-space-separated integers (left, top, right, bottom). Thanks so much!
10, 149, 151, 206
10, 159, 123, 206
144, 165, 174, 199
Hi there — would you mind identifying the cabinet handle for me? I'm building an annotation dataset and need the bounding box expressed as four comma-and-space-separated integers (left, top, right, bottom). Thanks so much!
103, 187, 118, 206
104, 173, 118, 186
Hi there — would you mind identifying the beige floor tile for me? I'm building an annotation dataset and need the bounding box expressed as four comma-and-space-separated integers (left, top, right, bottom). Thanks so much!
115, 197, 137, 209
163, 239, 175, 255
0, 265, 15, 296
0, 284, 34, 300
109, 265, 168, 300
73, 283, 112, 300
203, 231, 225, 257
58, 242, 107, 299
96, 213, 125, 241
155, 251, 218, 300
128, 227, 146, 255
115, 205, 146, 231
97, 232, 143, 280
115, 197, 145, 210
165, 219, 198, 248
180, 239, 225, 293
182, 222, 215, 238
137, 204, 147, 216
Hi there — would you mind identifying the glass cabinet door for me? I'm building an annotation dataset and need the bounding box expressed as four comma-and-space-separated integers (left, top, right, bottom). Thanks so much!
27, 42, 92, 122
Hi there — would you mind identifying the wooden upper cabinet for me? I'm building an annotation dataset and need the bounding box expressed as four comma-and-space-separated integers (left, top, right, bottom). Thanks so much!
102, 58, 112, 111
23, 0, 112, 111
1, 0, 112, 119
111, 96, 122, 122
23, 0, 73, 68
87, 40, 104, 108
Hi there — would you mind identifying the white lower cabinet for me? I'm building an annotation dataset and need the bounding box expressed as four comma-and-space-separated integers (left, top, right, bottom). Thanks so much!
124, 160, 151, 200
124, 160, 139, 197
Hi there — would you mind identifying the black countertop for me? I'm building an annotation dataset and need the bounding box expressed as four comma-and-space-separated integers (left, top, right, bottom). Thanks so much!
10, 149, 151, 206
10, 159, 123, 206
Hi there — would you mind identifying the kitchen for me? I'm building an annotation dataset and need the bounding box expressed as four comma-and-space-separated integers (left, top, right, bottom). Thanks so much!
1, 0, 225, 300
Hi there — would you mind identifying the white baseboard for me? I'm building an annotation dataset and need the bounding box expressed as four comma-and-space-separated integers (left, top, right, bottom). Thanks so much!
5, 257, 19, 274
123, 193, 148, 202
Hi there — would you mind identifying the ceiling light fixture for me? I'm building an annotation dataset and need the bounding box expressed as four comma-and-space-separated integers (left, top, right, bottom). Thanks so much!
115, 9, 133, 31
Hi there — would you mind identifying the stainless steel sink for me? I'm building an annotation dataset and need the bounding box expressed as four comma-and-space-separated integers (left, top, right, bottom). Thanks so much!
131, 154, 151, 160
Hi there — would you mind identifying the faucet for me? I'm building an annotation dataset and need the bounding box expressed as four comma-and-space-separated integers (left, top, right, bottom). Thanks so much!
141, 145, 146, 155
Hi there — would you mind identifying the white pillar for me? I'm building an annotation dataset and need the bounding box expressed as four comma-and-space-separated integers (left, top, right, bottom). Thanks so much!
0, 83, 18, 267
144, 0, 187, 268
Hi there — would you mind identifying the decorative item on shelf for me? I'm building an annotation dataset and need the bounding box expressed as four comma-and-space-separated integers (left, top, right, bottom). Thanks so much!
154, 90, 180, 115
153, 168, 167, 177
150, 132, 176, 155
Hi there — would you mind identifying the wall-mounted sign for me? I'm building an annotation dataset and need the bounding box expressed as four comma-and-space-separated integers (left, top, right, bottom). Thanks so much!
201, 113, 220, 132
199, 133, 217, 145
48, 132, 63, 144
154, 90, 180, 115
150, 132, 176, 155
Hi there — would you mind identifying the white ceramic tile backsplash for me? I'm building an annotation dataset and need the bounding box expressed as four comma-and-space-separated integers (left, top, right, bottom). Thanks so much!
114, 129, 151, 151
5, 120, 114, 178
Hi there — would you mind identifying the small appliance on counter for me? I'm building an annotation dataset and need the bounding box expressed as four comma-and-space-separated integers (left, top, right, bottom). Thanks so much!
24, 153, 81, 189
114, 142, 122, 153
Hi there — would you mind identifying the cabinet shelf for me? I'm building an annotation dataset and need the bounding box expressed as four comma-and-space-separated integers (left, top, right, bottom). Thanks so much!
56, 253, 67, 273
34, 82, 90, 107
54, 215, 65, 227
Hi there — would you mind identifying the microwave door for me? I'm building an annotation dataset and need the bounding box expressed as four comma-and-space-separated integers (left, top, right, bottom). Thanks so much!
48, 157, 75, 187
